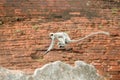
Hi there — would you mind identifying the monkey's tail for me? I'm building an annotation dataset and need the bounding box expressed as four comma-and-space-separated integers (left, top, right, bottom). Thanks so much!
71, 31, 110, 43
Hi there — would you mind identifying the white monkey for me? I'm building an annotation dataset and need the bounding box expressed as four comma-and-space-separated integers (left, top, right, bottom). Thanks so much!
45, 31, 110, 54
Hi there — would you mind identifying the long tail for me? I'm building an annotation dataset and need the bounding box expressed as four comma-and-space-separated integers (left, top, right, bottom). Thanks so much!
70, 31, 110, 42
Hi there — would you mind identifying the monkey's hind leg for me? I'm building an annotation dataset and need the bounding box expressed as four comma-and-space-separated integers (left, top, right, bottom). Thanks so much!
57, 42, 66, 49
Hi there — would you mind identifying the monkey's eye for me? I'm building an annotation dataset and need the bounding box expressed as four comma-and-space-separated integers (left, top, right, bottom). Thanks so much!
50, 34, 53, 36
50, 33, 54, 36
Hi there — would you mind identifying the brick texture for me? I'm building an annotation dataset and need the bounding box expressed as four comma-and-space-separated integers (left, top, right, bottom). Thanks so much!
0, 0, 120, 80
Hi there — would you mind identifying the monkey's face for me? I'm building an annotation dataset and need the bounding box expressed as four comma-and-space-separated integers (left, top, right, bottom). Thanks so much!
49, 33, 55, 39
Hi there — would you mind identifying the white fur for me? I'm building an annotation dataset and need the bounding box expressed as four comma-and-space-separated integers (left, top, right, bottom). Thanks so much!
45, 31, 110, 54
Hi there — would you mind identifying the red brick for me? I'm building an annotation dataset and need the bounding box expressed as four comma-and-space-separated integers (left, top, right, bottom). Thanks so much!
14, 9, 22, 14
112, 75, 120, 78
108, 61, 118, 66
109, 71, 119, 75
0, 0, 119, 79
110, 75, 120, 80
108, 66, 120, 71
0, 0, 6, 3
107, 55, 120, 60
91, 62, 101, 66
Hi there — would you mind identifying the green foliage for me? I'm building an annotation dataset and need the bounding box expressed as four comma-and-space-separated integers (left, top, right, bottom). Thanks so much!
111, 8, 119, 14
15, 29, 24, 35
15, 29, 22, 33
0, 21, 3, 25
32, 25, 39, 31
98, 25, 103, 29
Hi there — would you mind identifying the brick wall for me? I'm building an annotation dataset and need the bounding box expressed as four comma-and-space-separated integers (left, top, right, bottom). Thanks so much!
0, 0, 119, 17
0, 0, 120, 80
0, 0, 76, 16
0, 0, 101, 22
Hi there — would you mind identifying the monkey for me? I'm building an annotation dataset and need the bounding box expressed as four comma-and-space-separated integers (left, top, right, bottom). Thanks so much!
45, 31, 110, 54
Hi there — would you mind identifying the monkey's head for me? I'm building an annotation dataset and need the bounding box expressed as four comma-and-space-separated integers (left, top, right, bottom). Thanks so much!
49, 33, 55, 39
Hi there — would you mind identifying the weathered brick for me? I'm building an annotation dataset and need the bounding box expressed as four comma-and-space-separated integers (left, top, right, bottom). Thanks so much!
0, 0, 120, 80
111, 75, 120, 79
91, 62, 101, 66
108, 66, 120, 72
110, 75, 120, 80
108, 61, 118, 66
107, 55, 120, 60
14, 9, 22, 14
